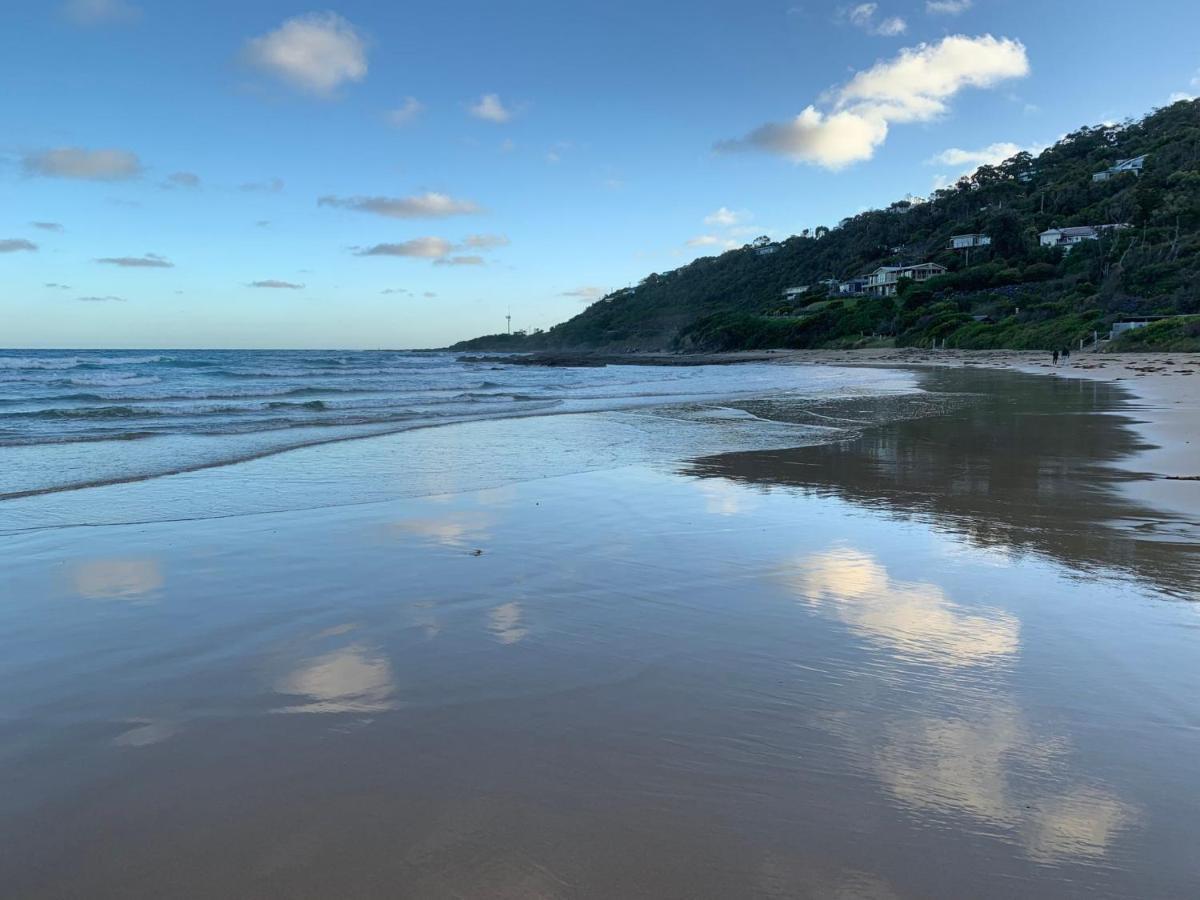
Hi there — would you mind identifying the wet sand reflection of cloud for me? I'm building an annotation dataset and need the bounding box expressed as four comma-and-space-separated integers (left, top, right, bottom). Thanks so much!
876, 703, 1135, 863
696, 479, 759, 517
392, 511, 493, 548
790, 548, 1019, 668
113, 719, 180, 748
274, 644, 396, 714
71, 558, 164, 601
488, 601, 528, 645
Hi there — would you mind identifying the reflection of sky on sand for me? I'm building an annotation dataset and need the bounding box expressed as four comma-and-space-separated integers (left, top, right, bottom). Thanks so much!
793, 546, 1136, 864
876, 703, 1135, 863
790, 547, 1019, 668
274, 644, 396, 714
70, 558, 163, 601
488, 601, 528, 645
696, 479, 760, 517
392, 511, 493, 548
113, 719, 180, 748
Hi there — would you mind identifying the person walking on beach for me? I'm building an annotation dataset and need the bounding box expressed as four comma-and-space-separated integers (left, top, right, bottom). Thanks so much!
1052, 349, 1060, 366
1062, 347, 1071, 364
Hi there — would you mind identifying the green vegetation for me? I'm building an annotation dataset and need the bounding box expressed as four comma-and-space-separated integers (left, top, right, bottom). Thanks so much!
453, 99, 1200, 353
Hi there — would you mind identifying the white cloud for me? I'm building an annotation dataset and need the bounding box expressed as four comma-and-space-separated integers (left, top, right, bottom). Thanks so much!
687, 235, 739, 249
929, 141, 1024, 168
716, 34, 1029, 169
433, 255, 485, 267
560, 286, 606, 303
23, 147, 142, 181
355, 237, 455, 258
386, 97, 424, 126
318, 192, 481, 218
469, 93, 513, 123
461, 233, 510, 249
31, 222, 64, 232
926, 0, 972, 13
164, 171, 201, 189
1169, 92, 1195, 104
244, 12, 367, 97
61, 0, 140, 26
96, 253, 173, 268
703, 206, 749, 226
846, 4, 907, 36
249, 279, 304, 289
239, 177, 284, 193
0, 239, 38, 253
77, 295, 127, 302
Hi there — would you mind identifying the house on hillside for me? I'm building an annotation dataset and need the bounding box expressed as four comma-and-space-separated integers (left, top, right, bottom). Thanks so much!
949, 233, 992, 250
839, 277, 868, 296
782, 286, 809, 302
1039, 224, 1131, 251
864, 263, 948, 297
1093, 155, 1147, 182
1110, 315, 1172, 339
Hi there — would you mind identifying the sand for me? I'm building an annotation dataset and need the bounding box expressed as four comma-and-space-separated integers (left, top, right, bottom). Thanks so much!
2, 365, 1198, 898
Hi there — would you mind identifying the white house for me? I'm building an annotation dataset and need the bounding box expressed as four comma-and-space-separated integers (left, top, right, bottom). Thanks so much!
839, 277, 868, 296
949, 233, 992, 250
1093, 155, 1147, 182
782, 286, 809, 302
864, 263, 948, 297
1039, 224, 1131, 251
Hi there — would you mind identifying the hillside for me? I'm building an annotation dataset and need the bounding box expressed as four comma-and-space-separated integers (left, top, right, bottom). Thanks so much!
453, 99, 1200, 353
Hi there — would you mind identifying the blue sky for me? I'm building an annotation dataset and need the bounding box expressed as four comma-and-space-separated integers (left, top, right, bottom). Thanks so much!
2, 0, 1197, 349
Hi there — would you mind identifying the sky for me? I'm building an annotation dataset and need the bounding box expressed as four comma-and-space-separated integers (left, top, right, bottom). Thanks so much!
2, 0, 1198, 349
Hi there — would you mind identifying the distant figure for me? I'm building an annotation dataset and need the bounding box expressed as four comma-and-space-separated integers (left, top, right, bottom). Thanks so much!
1062, 347, 1071, 364
1052, 349, 1060, 365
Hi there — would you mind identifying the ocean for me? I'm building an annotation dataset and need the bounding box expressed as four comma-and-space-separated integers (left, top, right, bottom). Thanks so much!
0, 349, 919, 504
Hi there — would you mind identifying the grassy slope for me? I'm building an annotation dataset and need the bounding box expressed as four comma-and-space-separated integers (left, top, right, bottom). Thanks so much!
453, 100, 1200, 353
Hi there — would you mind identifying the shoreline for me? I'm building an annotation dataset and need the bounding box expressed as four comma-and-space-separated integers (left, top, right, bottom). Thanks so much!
486, 347, 1200, 515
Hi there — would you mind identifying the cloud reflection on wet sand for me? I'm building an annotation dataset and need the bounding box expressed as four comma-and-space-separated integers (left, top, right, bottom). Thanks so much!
790, 547, 1019, 668
70, 558, 163, 601
274, 644, 396, 714
791, 546, 1135, 864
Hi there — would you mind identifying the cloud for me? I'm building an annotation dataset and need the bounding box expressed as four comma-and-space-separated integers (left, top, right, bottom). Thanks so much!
0, 238, 37, 253
249, 279, 304, 289
846, 4, 907, 36
96, 253, 173, 268
77, 295, 127, 302
1169, 92, 1195, 104
164, 171, 201, 189
319, 192, 481, 218
433, 255, 485, 267
23, 147, 142, 181
561, 286, 606, 303
716, 34, 1029, 169
244, 12, 368, 97
355, 237, 455, 258
703, 206, 748, 226
381, 287, 410, 295
61, 0, 141, 26
386, 96, 424, 126
461, 233, 510, 249
468, 93, 513, 123
929, 142, 1024, 167
240, 177, 285, 193
31, 221, 64, 232
926, 0, 972, 13
45, 282, 72, 289
256, 219, 271, 227
687, 235, 739, 249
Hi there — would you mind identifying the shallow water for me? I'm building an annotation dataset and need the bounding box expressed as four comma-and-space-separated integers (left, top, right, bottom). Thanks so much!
1, 366, 1197, 898
0, 349, 913, 499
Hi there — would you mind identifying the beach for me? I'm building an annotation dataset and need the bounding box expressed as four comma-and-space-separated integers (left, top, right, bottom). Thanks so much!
2, 354, 1199, 898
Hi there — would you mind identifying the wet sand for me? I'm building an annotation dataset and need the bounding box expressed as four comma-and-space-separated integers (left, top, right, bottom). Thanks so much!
2, 368, 1199, 898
